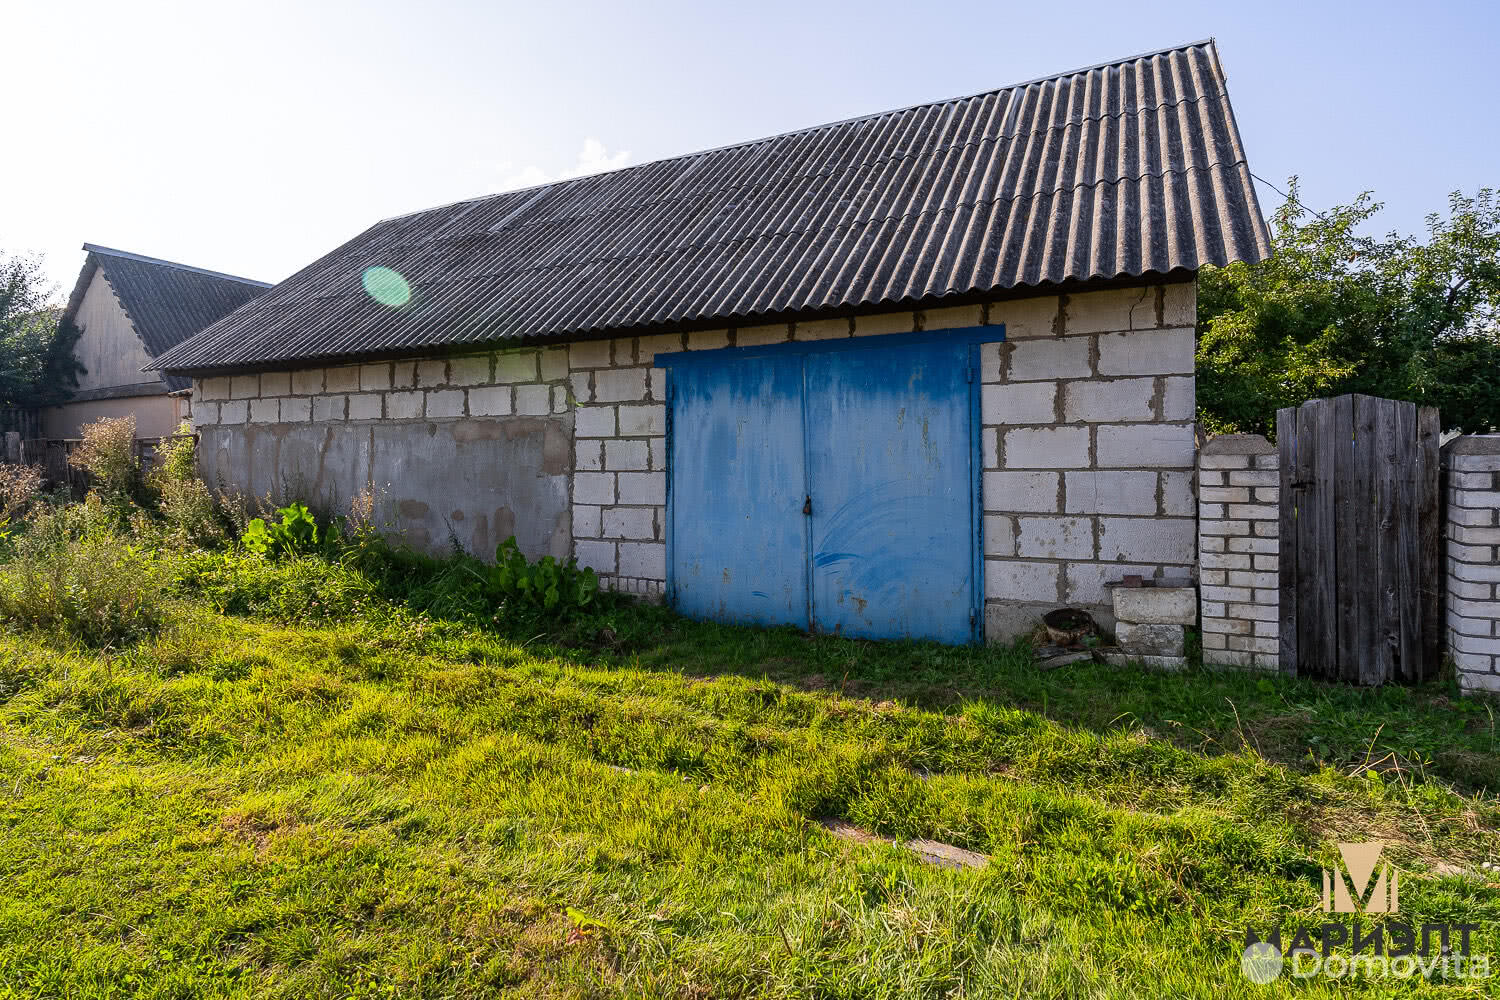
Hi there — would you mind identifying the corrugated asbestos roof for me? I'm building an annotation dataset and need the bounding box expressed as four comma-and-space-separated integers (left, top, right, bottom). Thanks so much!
63, 245, 270, 390
154, 39, 1270, 375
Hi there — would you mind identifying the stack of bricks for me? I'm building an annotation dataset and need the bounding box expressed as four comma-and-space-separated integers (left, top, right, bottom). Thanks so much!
977, 283, 1199, 637
1445, 436, 1500, 694
1197, 435, 1280, 670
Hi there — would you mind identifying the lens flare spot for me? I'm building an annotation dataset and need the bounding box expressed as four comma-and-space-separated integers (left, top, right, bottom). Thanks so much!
361, 266, 411, 307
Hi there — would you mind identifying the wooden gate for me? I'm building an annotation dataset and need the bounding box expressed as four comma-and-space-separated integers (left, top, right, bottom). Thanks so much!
1277, 395, 1441, 684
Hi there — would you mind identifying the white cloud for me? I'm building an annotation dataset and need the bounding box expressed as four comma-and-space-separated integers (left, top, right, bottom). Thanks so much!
489, 138, 632, 193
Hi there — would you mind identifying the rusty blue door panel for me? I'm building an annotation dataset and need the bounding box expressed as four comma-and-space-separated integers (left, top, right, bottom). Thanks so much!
668, 353, 809, 627
803, 341, 974, 643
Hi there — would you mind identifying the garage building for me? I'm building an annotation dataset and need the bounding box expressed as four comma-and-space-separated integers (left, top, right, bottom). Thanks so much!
154, 40, 1271, 643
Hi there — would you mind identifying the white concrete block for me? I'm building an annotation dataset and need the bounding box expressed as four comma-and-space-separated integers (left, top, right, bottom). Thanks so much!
1003, 426, 1090, 468
324, 367, 360, 393
1097, 516, 1197, 563
617, 471, 666, 505
260, 372, 291, 396
793, 317, 851, 340
983, 471, 1062, 512
1161, 471, 1195, 515
985, 559, 1060, 601
1096, 423, 1195, 468
618, 541, 666, 579
290, 369, 324, 395
920, 304, 982, 331
650, 437, 666, 470
982, 427, 999, 469
539, 348, 569, 381
851, 311, 914, 337
359, 364, 392, 391
231, 374, 260, 399
734, 323, 791, 347
218, 400, 249, 424
386, 391, 422, 419
594, 368, 648, 402
348, 393, 383, 420
637, 333, 685, 362
415, 360, 446, 387
575, 440, 602, 471
602, 507, 656, 539
426, 390, 465, 418
574, 472, 615, 505
198, 376, 230, 400
311, 395, 345, 422
604, 439, 649, 471
249, 398, 279, 423
1161, 376, 1194, 420
685, 330, 729, 350
1162, 282, 1195, 327
1008, 337, 1091, 380
573, 504, 601, 538
1063, 378, 1155, 423
1065, 470, 1157, 514
575, 539, 616, 574
495, 352, 538, 383
1096, 328, 1194, 376
449, 356, 491, 386
986, 295, 1058, 340
1064, 562, 1157, 605
514, 384, 550, 415
618, 404, 666, 437
1065, 287, 1151, 334
983, 382, 1057, 424
983, 515, 1014, 557
469, 386, 512, 416
575, 405, 615, 437
1016, 516, 1094, 559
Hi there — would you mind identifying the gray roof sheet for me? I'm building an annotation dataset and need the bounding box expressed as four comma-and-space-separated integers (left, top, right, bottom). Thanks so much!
64, 245, 270, 390
154, 39, 1270, 375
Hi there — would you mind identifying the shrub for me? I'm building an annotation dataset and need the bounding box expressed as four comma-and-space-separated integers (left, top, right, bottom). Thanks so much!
483, 536, 598, 614
0, 463, 42, 527
149, 428, 223, 549
68, 415, 139, 503
0, 502, 174, 646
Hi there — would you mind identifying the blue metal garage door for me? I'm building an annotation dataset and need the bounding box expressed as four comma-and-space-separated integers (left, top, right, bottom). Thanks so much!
666, 333, 982, 644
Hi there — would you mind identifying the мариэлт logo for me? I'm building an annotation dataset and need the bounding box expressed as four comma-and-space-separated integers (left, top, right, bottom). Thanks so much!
1323, 841, 1398, 914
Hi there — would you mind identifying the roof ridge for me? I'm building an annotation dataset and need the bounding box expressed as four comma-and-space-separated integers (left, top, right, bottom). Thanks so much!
373, 38, 1220, 227
82, 243, 272, 288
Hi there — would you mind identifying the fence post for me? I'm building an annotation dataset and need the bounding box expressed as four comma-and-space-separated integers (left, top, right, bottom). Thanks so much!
1198, 434, 1281, 670
3, 431, 18, 464
1444, 435, 1500, 695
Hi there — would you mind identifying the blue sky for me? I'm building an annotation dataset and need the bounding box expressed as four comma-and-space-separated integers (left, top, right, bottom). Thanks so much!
5, 0, 1496, 293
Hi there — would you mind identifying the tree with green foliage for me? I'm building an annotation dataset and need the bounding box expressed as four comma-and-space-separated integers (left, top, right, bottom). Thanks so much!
0, 251, 82, 410
1196, 182, 1500, 436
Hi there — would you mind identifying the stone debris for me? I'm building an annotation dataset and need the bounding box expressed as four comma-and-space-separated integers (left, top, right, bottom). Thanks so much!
818, 819, 989, 870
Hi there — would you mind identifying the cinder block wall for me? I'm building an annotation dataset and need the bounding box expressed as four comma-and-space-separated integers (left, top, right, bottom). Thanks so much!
1197, 435, 1280, 670
1444, 435, 1500, 694
978, 283, 1198, 638
193, 350, 575, 559
191, 280, 1200, 639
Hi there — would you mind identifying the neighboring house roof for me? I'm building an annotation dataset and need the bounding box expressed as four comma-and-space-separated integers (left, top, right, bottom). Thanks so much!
155, 39, 1270, 376
63, 244, 270, 390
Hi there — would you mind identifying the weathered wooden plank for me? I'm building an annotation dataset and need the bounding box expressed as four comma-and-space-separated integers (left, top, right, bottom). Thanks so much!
1392, 402, 1421, 683
1277, 407, 1299, 674
1416, 406, 1442, 682
1370, 399, 1400, 686
1295, 402, 1322, 677
1350, 396, 1380, 684
1344, 395, 1368, 683
1312, 400, 1341, 679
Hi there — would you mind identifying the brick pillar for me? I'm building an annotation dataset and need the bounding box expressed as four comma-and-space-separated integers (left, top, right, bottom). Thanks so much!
1198, 435, 1280, 670
1444, 435, 1500, 694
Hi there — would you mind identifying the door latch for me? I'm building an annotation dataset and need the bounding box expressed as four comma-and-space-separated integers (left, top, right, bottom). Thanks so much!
803, 495, 813, 516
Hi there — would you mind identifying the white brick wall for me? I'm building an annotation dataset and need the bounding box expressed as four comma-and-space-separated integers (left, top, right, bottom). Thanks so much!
1198, 435, 1279, 670
194, 281, 1201, 623
980, 282, 1198, 638
1445, 437, 1500, 694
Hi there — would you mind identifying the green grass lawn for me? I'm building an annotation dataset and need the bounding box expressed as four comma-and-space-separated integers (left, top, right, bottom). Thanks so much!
1, 549, 1499, 997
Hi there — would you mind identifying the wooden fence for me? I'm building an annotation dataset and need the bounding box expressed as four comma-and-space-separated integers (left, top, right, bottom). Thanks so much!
1277, 394, 1443, 685
3, 432, 194, 495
